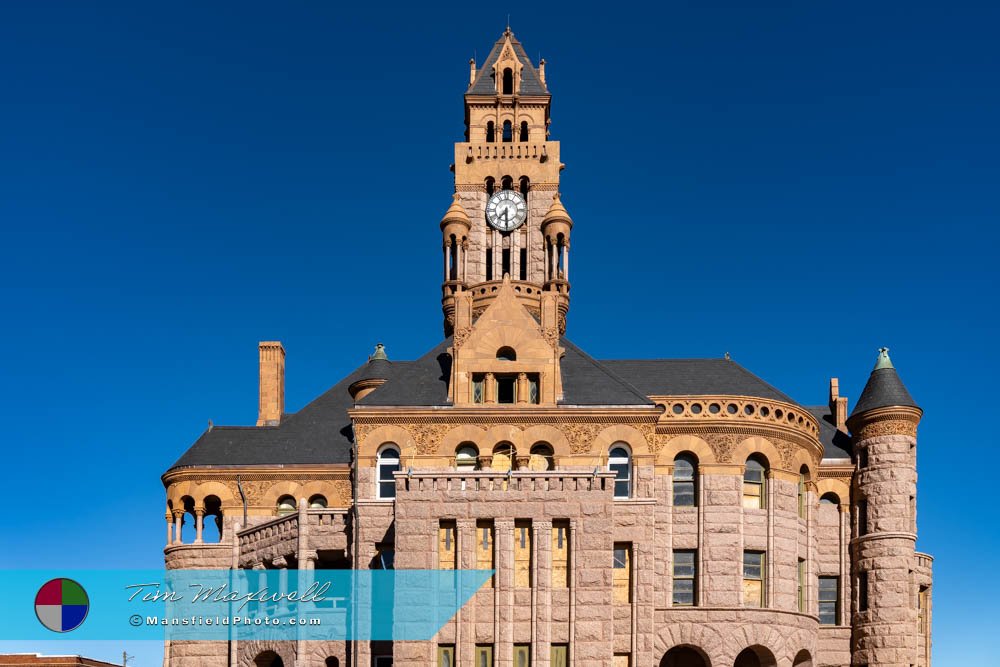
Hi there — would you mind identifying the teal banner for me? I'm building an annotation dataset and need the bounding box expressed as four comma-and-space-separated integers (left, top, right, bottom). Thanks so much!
3, 569, 493, 641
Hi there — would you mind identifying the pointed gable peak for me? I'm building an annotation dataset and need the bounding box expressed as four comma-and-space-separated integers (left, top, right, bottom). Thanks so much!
467, 29, 549, 97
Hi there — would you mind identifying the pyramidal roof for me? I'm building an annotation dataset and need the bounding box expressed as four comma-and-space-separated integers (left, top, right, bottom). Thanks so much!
467, 29, 548, 96
850, 348, 919, 416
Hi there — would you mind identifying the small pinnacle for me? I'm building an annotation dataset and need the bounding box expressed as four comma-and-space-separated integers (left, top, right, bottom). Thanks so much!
724, 352, 731, 361
369, 343, 388, 362
874, 347, 894, 370
207, 419, 213, 431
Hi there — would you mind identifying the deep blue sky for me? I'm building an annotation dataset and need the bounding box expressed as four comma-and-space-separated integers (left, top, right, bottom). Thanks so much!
1, 2, 997, 664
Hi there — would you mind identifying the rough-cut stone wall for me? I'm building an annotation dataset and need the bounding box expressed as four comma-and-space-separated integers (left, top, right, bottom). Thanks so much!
852, 430, 922, 667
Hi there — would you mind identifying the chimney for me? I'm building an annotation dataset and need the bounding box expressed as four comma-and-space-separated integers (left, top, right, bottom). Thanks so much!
538, 58, 546, 86
257, 341, 285, 426
469, 58, 476, 85
829, 377, 848, 432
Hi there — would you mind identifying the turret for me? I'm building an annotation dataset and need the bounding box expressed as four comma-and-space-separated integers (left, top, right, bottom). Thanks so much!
846, 348, 924, 667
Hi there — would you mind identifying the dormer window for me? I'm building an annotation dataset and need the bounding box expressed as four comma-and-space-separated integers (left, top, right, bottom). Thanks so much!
502, 67, 514, 94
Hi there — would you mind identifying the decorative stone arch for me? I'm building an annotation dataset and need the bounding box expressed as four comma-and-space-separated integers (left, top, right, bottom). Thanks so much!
593, 424, 652, 459
655, 621, 727, 666
721, 622, 813, 667
440, 424, 489, 457
357, 425, 418, 462
298, 481, 339, 508
238, 641, 295, 667
786, 448, 820, 485
470, 324, 553, 362
815, 478, 851, 509
302, 641, 348, 667
521, 424, 571, 459
730, 436, 783, 472
483, 424, 527, 452
259, 481, 302, 511
658, 434, 716, 466
194, 480, 237, 507
792, 649, 814, 667
166, 481, 198, 508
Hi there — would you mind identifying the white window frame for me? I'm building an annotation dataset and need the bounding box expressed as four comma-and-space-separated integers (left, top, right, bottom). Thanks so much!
609, 444, 632, 499
377, 445, 400, 499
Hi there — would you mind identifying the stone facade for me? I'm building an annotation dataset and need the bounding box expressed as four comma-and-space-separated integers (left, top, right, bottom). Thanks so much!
160, 29, 933, 667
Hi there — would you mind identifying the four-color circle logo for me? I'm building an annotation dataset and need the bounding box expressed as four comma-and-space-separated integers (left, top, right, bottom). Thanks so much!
35, 578, 89, 632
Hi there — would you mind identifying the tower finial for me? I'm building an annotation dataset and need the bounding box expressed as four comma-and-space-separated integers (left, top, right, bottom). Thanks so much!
874, 347, 893, 370
369, 343, 388, 362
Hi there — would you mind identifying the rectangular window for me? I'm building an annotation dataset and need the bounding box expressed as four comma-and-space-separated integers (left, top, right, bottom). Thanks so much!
501, 247, 511, 277
497, 375, 516, 404
376, 543, 394, 570
439, 521, 456, 570
476, 520, 494, 588
486, 248, 493, 281
528, 374, 539, 404
798, 559, 806, 612
550, 644, 568, 667
613, 542, 632, 603
672, 549, 697, 606
438, 644, 455, 667
859, 571, 869, 611
475, 644, 493, 667
552, 521, 570, 588
918, 585, 929, 634
514, 520, 532, 588
519, 248, 527, 280
472, 375, 485, 404
743, 550, 765, 608
819, 576, 839, 625
743, 470, 765, 509
858, 500, 868, 536
513, 645, 530, 667
859, 447, 868, 469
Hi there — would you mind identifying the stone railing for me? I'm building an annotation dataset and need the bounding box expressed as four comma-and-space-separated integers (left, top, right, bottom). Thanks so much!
466, 279, 554, 318
655, 394, 821, 439
396, 469, 617, 495
237, 513, 299, 566
915, 552, 934, 570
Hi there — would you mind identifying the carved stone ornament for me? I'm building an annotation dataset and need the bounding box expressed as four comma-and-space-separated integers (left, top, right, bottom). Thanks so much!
855, 419, 918, 441
705, 433, 743, 463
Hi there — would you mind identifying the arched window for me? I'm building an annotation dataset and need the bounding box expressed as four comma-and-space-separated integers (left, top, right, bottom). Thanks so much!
496, 346, 516, 361
377, 445, 400, 499
519, 121, 528, 141
486, 121, 495, 142
203, 495, 223, 543
501, 175, 513, 191
456, 443, 479, 469
502, 120, 513, 142
798, 465, 809, 518
276, 495, 297, 516
492, 442, 514, 472
673, 453, 697, 506
530, 443, 554, 471
502, 67, 514, 94
820, 492, 840, 505
325, 658, 340, 667
308, 494, 328, 509
518, 176, 530, 200
743, 455, 768, 509
485, 176, 495, 195
609, 444, 631, 498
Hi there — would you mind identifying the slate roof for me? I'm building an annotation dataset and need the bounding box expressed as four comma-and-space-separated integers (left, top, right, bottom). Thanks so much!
168, 338, 818, 472
851, 367, 918, 416
805, 406, 853, 460
601, 359, 797, 404
467, 31, 548, 96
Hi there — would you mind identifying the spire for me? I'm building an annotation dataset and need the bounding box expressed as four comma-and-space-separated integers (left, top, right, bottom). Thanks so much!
466, 29, 549, 96
541, 192, 573, 228
440, 193, 471, 230
850, 347, 918, 416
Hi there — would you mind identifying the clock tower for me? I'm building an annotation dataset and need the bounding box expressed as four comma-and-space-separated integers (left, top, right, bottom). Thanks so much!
441, 28, 571, 337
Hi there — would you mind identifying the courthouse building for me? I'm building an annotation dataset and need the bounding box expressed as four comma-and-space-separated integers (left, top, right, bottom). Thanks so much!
161, 29, 933, 667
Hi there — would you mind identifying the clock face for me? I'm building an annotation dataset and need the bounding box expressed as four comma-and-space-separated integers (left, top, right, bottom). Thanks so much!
485, 190, 527, 232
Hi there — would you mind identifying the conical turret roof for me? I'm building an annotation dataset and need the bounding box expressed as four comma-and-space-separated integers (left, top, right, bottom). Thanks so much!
440, 194, 471, 229
542, 192, 572, 227
850, 348, 918, 416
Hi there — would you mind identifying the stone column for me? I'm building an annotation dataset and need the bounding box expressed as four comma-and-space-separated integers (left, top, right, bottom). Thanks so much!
495, 518, 515, 667
165, 513, 174, 547
534, 520, 552, 667
194, 508, 205, 544
172, 509, 185, 545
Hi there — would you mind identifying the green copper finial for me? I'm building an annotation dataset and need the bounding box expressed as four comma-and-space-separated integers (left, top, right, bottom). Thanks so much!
370, 343, 388, 362
874, 347, 893, 370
